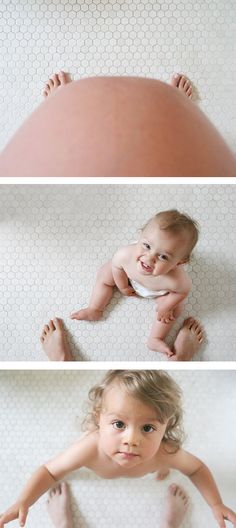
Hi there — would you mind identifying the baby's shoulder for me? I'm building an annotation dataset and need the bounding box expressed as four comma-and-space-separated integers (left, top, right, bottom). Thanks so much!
112, 244, 135, 265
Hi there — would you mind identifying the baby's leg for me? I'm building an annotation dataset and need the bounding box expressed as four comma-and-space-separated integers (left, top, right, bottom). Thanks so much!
147, 302, 184, 357
70, 261, 115, 321
47, 482, 73, 528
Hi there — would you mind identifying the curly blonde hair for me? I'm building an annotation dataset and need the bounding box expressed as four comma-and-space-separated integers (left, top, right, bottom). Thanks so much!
83, 370, 185, 452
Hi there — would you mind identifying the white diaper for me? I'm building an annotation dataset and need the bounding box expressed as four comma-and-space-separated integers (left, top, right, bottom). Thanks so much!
129, 279, 169, 299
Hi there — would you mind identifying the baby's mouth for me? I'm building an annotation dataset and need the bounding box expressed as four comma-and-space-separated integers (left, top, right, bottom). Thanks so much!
139, 260, 153, 273
118, 451, 139, 459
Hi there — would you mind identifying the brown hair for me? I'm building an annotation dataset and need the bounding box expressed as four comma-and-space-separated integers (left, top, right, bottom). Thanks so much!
143, 209, 199, 259
83, 370, 185, 452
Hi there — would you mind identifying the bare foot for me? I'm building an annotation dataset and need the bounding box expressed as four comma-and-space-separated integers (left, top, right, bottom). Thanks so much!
156, 467, 170, 481
170, 73, 193, 99
70, 307, 103, 321
40, 318, 74, 361
43, 71, 72, 98
147, 336, 174, 358
170, 317, 204, 361
161, 484, 189, 528
47, 482, 73, 528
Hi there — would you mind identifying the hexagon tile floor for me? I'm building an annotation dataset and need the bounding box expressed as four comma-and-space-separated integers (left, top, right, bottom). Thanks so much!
0, 0, 236, 152
1, 371, 236, 528
1, 184, 236, 361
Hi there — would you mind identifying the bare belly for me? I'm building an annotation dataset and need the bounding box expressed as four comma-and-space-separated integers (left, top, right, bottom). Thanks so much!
0, 76, 235, 176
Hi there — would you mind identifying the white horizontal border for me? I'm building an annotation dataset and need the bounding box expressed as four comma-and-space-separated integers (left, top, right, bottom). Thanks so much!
0, 177, 235, 185
0, 361, 236, 370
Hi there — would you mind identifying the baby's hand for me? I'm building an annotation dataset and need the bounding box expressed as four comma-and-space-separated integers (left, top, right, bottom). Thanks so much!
157, 309, 175, 324
0, 501, 28, 527
120, 286, 136, 296
212, 503, 236, 527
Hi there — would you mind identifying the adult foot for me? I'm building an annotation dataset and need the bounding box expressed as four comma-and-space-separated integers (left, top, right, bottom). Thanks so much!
43, 71, 72, 98
170, 317, 204, 361
40, 318, 74, 361
170, 73, 193, 99
47, 482, 73, 528
161, 484, 189, 528
70, 307, 103, 321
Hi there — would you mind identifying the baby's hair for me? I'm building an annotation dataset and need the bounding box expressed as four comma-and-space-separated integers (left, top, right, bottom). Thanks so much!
83, 370, 185, 452
143, 209, 199, 259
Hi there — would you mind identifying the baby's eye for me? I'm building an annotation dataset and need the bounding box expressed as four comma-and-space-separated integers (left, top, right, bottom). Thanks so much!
142, 424, 155, 433
113, 420, 125, 430
143, 242, 151, 250
158, 254, 168, 261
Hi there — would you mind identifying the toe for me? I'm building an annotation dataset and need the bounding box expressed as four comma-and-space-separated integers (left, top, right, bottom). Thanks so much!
183, 317, 194, 329
44, 324, 50, 334
52, 73, 60, 87
170, 73, 181, 87
49, 319, 55, 331
169, 483, 177, 495
179, 75, 186, 89
47, 78, 54, 89
40, 336, 44, 343
53, 317, 63, 330
58, 71, 69, 84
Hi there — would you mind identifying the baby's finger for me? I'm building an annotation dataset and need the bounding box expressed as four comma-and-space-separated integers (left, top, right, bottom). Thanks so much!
19, 506, 28, 527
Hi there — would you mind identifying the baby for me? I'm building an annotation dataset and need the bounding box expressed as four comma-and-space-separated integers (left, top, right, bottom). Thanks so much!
1, 370, 235, 527
71, 210, 200, 359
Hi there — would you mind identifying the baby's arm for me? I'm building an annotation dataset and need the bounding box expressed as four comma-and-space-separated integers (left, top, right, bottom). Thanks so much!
111, 247, 136, 296
0, 436, 96, 527
0, 466, 56, 527
169, 448, 236, 527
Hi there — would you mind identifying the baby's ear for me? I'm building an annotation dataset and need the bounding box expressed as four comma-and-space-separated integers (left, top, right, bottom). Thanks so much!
94, 411, 100, 426
177, 256, 189, 265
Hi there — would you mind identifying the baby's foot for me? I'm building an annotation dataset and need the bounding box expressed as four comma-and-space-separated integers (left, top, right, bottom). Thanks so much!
70, 307, 103, 321
40, 318, 74, 361
47, 482, 73, 528
161, 484, 189, 528
170, 317, 204, 361
156, 468, 170, 481
147, 336, 174, 358
170, 73, 193, 99
43, 71, 72, 98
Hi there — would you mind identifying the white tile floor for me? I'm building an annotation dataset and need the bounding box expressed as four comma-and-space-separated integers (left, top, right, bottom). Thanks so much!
1, 184, 236, 361
1, 370, 236, 528
0, 0, 236, 152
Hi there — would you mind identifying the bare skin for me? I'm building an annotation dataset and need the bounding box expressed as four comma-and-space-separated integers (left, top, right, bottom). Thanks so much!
162, 484, 189, 528
42, 71, 193, 100
170, 317, 204, 361
2, 384, 236, 527
40, 316, 203, 362
43, 72, 72, 98
40, 318, 74, 361
1, 72, 235, 176
46, 481, 188, 528
47, 483, 73, 528
70, 220, 194, 359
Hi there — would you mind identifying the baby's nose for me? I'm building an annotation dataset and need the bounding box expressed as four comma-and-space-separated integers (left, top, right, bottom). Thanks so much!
123, 428, 140, 446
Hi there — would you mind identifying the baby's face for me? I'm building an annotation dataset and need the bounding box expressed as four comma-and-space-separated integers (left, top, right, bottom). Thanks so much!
97, 383, 167, 469
135, 220, 190, 276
